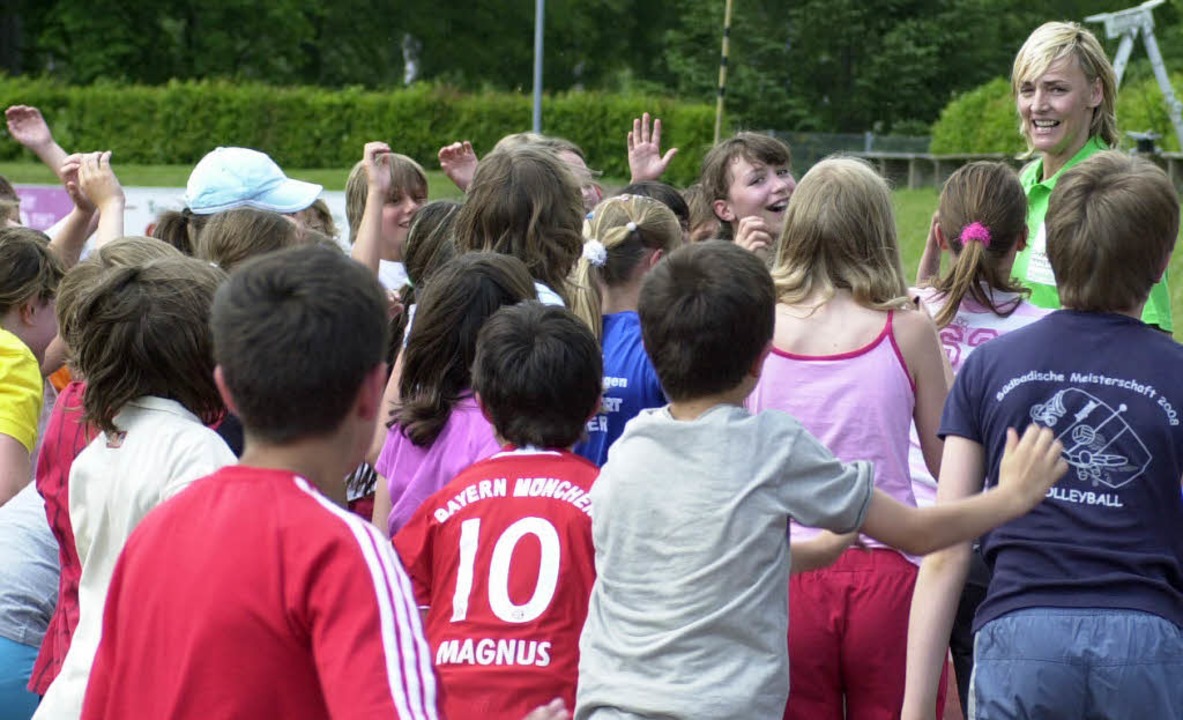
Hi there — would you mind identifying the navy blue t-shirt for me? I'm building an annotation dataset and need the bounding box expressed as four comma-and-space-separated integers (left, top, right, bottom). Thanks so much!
941, 310, 1183, 631
575, 312, 665, 467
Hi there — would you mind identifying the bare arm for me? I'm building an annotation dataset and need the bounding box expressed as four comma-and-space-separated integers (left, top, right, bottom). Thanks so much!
5, 106, 69, 181
75, 151, 125, 247
900, 436, 984, 720
351, 142, 392, 275
861, 425, 1066, 556
915, 212, 942, 285
896, 308, 953, 478
790, 531, 858, 574
0, 434, 32, 506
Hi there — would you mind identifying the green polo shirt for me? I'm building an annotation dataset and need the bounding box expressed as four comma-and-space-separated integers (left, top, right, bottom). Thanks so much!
1015, 137, 1173, 332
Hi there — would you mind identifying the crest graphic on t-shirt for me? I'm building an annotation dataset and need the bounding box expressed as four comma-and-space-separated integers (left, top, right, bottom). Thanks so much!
1029, 388, 1151, 489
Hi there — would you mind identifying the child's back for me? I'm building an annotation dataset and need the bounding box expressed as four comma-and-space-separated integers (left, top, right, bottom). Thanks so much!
84, 463, 436, 719
577, 404, 871, 719
396, 302, 603, 719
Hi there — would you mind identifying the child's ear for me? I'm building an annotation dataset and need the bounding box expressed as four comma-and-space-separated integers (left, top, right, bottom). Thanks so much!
213, 366, 240, 416
749, 342, 773, 379
587, 394, 603, 423
356, 363, 388, 422
475, 392, 494, 425
1017, 225, 1029, 252
712, 199, 735, 224
933, 223, 950, 251
646, 248, 664, 271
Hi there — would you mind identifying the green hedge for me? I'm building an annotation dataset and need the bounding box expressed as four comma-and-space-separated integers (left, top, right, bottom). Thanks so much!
931, 72, 1183, 154
0, 77, 717, 186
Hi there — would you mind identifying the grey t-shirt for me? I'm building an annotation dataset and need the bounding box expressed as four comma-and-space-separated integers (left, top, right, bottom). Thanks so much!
0, 483, 60, 647
575, 404, 873, 720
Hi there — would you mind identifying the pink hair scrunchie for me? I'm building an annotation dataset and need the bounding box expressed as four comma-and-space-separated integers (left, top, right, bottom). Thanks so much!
960, 221, 992, 248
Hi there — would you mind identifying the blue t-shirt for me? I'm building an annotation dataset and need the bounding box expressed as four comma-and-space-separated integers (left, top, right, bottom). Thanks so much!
941, 310, 1183, 632
575, 312, 665, 467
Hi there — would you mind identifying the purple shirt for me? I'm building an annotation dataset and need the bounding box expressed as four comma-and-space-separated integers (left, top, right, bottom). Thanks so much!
376, 395, 500, 537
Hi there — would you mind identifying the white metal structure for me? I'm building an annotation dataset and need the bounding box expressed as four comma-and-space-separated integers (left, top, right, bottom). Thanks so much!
1086, 0, 1183, 149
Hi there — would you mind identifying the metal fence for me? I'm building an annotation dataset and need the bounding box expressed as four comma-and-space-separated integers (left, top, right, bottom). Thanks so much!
767, 131, 931, 174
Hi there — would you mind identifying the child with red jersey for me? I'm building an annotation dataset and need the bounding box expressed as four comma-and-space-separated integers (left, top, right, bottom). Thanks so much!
79, 246, 439, 719
396, 302, 602, 720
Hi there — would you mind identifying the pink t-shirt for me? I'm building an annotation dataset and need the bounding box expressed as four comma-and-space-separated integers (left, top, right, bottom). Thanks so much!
748, 311, 917, 559
907, 286, 1052, 506
375, 395, 500, 537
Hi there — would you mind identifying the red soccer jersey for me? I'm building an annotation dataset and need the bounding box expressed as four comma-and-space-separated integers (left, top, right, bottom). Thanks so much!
394, 448, 598, 720
81, 466, 439, 720
29, 380, 93, 694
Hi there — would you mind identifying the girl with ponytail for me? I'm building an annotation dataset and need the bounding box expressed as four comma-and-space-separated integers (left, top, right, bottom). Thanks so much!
569, 194, 681, 466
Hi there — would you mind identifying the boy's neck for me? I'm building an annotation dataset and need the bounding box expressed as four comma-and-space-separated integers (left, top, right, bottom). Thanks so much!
600, 281, 642, 315
238, 436, 355, 507
668, 383, 754, 421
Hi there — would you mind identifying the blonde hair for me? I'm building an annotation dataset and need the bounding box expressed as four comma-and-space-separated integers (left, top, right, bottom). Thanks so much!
452, 145, 584, 303
1047, 151, 1178, 312
570, 195, 683, 343
1012, 21, 1119, 152
56, 236, 181, 361
344, 153, 428, 244
195, 207, 306, 272
770, 156, 908, 311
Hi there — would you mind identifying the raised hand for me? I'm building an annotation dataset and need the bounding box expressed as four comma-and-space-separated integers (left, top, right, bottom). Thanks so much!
438, 140, 478, 192
363, 141, 393, 199
77, 151, 125, 212
59, 154, 96, 215
627, 112, 678, 183
733, 215, 776, 260
5, 105, 54, 151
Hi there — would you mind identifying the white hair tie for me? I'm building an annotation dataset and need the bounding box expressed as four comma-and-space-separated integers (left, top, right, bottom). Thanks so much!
582, 239, 608, 267
626, 221, 638, 232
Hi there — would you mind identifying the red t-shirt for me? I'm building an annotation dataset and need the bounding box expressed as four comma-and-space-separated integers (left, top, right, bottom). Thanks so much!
81, 466, 440, 720
394, 448, 598, 720
29, 380, 92, 694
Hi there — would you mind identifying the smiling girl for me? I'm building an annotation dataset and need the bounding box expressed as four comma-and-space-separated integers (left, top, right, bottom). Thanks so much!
700, 132, 797, 260
1010, 21, 1172, 332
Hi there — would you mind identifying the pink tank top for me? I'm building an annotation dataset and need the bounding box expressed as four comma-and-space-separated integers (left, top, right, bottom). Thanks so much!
748, 311, 917, 559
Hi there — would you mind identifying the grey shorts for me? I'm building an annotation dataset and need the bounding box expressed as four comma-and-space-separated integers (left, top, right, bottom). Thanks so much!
968, 607, 1183, 720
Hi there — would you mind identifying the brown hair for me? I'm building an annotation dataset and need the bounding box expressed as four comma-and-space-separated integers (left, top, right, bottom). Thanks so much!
56, 236, 181, 358
73, 256, 226, 435
195, 207, 306, 272
0, 226, 64, 316
344, 154, 428, 245
639, 241, 774, 402
211, 245, 389, 444
700, 132, 792, 240
393, 253, 537, 446
404, 200, 461, 292
770, 156, 909, 312
472, 302, 602, 449
0, 176, 17, 202
0, 199, 19, 226
571, 194, 683, 343
300, 198, 339, 239
452, 145, 584, 303
682, 183, 720, 242
925, 162, 1030, 327
1046, 151, 1178, 313
152, 209, 210, 256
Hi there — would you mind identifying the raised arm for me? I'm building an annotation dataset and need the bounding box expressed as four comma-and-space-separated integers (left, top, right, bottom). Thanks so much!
627, 112, 678, 184
915, 212, 943, 285
6, 106, 70, 181
77, 151, 126, 247
351, 142, 393, 275
49, 153, 99, 269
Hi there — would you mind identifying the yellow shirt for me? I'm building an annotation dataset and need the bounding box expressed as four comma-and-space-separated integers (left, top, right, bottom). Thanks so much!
0, 327, 43, 453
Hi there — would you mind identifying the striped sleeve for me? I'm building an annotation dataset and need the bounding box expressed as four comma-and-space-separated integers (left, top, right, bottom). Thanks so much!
294, 478, 440, 720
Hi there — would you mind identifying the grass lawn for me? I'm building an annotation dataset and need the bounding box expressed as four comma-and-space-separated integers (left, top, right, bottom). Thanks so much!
3, 162, 1180, 338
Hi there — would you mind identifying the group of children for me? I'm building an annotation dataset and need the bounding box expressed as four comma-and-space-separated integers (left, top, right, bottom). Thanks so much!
0, 59, 1179, 720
